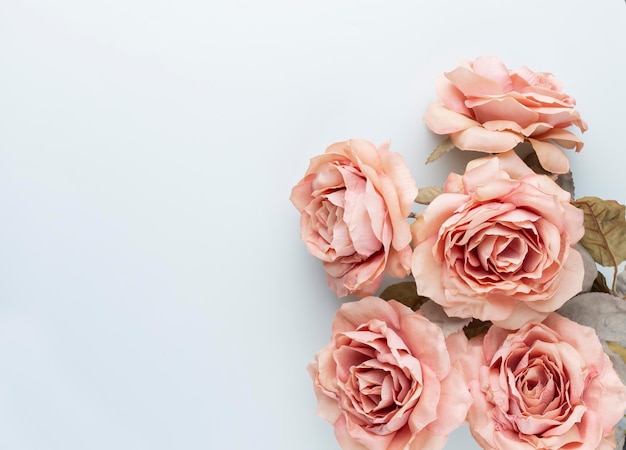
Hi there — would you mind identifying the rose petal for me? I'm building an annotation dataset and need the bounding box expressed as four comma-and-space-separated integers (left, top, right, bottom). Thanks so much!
451, 126, 524, 153
468, 97, 539, 128
423, 102, 479, 134
445, 65, 504, 97
527, 138, 570, 174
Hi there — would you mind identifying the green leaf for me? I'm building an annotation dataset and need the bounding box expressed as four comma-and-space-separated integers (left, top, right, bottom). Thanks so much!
573, 196, 626, 268
415, 186, 443, 205
379, 281, 428, 311
426, 136, 456, 164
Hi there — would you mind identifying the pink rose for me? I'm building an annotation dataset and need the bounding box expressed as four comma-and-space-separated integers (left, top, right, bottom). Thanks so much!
411, 151, 584, 329
451, 313, 626, 450
308, 296, 472, 450
290, 139, 418, 298
423, 55, 587, 174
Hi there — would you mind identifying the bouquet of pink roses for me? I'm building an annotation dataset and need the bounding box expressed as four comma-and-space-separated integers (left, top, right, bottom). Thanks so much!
291, 56, 626, 450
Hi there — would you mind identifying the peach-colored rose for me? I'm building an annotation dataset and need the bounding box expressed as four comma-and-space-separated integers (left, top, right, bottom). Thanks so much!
423, 55, 587, 174
450, 313, 626, 450
290, 139, 418, 298
411, 151, 584, 329
308, 296, 472, 450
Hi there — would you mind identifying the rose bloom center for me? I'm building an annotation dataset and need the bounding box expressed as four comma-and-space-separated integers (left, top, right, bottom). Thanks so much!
335, 324, 423, 434
447, 218, 543, 284
493, 341, 581, 437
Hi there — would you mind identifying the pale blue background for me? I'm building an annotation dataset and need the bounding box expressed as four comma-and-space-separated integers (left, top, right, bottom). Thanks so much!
0, 1, 624, 449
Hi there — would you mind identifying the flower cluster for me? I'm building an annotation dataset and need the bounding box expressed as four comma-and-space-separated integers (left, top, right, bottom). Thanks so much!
291, 56, 626, 450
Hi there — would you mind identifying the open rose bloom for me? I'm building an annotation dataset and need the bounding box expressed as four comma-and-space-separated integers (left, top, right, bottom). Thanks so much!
423, 56, 587, 174
411, 151, 584, 329
290, 139, 418, 298
450, 313, 626, 450
308, 297, 472, 450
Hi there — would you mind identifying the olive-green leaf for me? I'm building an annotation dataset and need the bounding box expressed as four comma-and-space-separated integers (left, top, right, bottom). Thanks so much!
415, 186, 443, 205
607, 341, 626, 365
463, 319, 492, 339
556, 171, 575, 200
379, 281, 429, 311
573, 196, 626, 268
591, 271, 612, 294
426, 136, 456, 164
522, 151, 547, 175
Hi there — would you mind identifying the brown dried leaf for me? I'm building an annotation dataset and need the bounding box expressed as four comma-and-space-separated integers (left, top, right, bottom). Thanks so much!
573, 196, 626, 268
379, 281, 428, 311
415, 186, 443, 205
426, 136, 456, 164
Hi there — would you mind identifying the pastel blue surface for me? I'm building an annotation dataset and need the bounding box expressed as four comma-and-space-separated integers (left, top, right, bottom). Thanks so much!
0, 1, 624, 449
